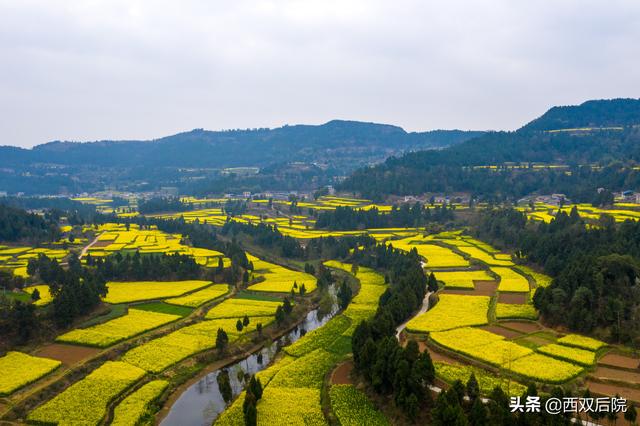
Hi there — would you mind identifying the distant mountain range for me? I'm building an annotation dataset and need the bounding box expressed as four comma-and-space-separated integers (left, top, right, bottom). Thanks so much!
0, 120, 481, 169
0, 120, 482, 195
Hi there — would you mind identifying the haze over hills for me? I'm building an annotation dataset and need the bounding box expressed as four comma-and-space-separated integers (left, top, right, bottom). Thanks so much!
0, 120, 481, 169
0, 120, 482, 195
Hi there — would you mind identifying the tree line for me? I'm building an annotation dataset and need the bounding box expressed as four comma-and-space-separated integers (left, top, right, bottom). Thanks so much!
314, 204, 455, 230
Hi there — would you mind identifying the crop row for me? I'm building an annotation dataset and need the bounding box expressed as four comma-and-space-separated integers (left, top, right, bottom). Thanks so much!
329, 384, 389, 426
103, 280, 212, 304
0, 351, 61, 396
56, 308, 181, 348
27, 361, 146, 425
166, 283, 229, 307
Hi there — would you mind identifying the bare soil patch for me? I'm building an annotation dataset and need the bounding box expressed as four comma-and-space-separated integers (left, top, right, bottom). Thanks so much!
480, 325, 522, 339
442, 281, 497, 297
600, 353, 640, 370
593, 366, 640, 385
497, 293, 528, 304
35, 343, 101, 366
498, 321, 542, 334
419, 343, 461, 365
517, 335, 552, 347
331, 361, 354, 385
587, 380, 640, 403
91, 240, 113, 248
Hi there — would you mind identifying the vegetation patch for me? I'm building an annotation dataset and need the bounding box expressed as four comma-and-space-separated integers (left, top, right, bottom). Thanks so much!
56, 309, 181, 348
537, 343, 596, 366
495, 303, 538, 320
27, 361, 146, 425
406, 294, 490, 332
103, 280, 212, 304
112, 380, 169, 426
329, 384, 389, 426
165, 284, 229, 307
557, 334, 607, 351
0, 351, 61, 396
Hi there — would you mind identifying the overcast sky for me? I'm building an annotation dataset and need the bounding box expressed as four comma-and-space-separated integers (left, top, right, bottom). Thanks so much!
1, 0, 639, 148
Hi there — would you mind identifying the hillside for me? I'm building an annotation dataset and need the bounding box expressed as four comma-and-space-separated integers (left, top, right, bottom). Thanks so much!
0, 121, 481, 169
340, 99, 640, 200
0, 121, 481, 195
520, 98, 640, 131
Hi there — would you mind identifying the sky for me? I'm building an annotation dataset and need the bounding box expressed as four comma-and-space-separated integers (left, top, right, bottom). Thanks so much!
1, 0, 639, 148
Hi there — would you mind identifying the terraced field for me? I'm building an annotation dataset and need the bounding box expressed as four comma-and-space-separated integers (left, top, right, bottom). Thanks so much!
215, 260, 386, 425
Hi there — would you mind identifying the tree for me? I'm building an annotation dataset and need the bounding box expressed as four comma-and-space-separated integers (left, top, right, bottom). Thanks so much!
469, 397, 488, 426
243, 315, 250, 326
351, 263, 359, 276
275, 305, 285, 325
300, 283, 307, 296
30, 288, 40, 302
243, 389, 257, 426
283, 297, 293, 315
428, 272, 438, 292
625, 404, 637, 425
236, 319, 244, 332
256, 322, 263, 336
216, 369, 233, 403
216, 328, 229, 352
466, 373, 480, 403
337, 279, 353, 310
249, 375, 263, 400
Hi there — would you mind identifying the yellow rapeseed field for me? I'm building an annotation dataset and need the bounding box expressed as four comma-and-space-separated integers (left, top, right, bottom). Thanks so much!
433, 270, 494, 289
0, 352, 61, 396
406, 295, 490, 332
56, 309, 181, 347
491, 267, 530, 292
247, 254, 317, 293
103, 280, 212, 304
166, 284, 229, 307
27, 361, 146, 425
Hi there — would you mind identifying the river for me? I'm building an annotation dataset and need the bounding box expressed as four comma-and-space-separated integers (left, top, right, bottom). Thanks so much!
160, 295, 339, 426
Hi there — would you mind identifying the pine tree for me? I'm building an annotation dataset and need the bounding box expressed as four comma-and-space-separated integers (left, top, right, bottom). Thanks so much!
466, 373, 480, 402
283, 297, 293, 315
469, 397, 488, 426
216, 328, 229, 352
243, 315, 250, 326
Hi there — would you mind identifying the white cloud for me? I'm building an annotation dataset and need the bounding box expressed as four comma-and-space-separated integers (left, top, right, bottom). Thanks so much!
0, 0, 639, 147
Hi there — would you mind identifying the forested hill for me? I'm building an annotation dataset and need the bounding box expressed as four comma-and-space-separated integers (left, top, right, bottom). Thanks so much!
520, 98, 640, 131
340, 99, 640, 200
0, 121, 482, 169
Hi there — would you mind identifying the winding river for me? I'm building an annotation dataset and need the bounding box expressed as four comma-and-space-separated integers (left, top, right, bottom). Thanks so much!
161, 297, 339, 426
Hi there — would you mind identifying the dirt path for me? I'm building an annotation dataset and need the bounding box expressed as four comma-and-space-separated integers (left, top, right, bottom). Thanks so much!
395, 291, 432, 339
79, 234, 101, 259
480, 325, 523, 339
498, 321, 542, 334
331, 361, 354, 385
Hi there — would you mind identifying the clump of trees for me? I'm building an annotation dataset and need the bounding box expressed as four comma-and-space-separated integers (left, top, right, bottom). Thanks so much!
476, 207, 640, 343
0, 203, 60, 242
